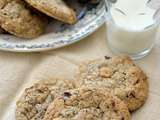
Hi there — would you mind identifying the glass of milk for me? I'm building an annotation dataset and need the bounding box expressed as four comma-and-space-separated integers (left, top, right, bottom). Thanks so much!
105, 0, 159, 60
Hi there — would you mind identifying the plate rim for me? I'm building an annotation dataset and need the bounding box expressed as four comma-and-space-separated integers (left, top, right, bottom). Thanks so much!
0, 6, 106, 52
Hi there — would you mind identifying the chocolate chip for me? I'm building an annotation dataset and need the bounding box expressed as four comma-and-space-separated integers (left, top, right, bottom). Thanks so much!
105, 105, 110, 109
104, 56, 111, 60
130, 93, 136, 98
134, 79, 140, 85
97, 106, 100, 109
63, 92, 72, 101
133, 64, 136, 66
122, 72, 126, 75
111, 101, 115, 107
121, 117, 124, 120
64, 92, 72, 98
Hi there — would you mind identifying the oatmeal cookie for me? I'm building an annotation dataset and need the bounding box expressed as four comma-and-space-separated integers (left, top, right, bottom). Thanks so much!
24, 0, 77, 24
0, 0, 46, 38
16, 78, 75, 120
43, 87, 131, 120
77, 56, 149, 111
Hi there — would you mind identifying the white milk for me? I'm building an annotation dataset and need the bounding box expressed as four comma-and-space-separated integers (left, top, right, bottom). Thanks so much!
107, 0, 158, 54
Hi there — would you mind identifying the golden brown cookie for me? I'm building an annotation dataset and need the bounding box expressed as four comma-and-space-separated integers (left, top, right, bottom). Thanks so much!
24, 0, 77, 24
0, 0, 46, 38
77, 56, 149, 111
44, 87, 131, 120
16, 78, 75, 120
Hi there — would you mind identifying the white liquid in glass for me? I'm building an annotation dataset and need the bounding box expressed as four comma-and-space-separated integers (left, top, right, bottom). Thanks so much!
107, 0, 158, 55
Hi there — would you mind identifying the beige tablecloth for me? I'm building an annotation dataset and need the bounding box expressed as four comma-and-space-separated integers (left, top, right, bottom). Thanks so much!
0, 25, 160, 120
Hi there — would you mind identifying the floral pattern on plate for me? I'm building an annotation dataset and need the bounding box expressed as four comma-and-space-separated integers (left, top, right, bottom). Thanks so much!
0, 1, 105, 52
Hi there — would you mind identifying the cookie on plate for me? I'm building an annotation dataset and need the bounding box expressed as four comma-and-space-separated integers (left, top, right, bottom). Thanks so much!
77, 56, 149, 111
43, 87, 131, 120
0, 0, 46, 38
16, 78, 75, 120
24, 0, 77, 24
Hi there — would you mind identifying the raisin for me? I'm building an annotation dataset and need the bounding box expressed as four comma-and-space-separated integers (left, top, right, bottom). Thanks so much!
104, 56, 111, 60
121, 117, 124, 120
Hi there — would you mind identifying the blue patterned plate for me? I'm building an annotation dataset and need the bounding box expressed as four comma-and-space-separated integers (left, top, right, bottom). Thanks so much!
0, 1, 105, 52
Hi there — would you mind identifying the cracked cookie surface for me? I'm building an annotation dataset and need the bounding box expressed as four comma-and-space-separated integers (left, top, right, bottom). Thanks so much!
43, 87, 131, 120
77, 56, 149, 111
16, 78, 75, 120
24, 0, 77, 24
0, 0, 46, 38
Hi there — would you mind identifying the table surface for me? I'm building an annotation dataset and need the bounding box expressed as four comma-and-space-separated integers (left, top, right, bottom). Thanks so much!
0, 25, 159, 120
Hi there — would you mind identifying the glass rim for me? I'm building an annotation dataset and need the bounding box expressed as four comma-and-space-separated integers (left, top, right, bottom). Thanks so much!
104, 0, 160, 30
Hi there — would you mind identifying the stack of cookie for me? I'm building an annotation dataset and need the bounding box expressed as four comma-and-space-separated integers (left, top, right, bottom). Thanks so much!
0, 0, 99, 39
16, 56, 149, 120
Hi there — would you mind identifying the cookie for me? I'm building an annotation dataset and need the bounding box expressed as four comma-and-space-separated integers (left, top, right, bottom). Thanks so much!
24, 0, 77, 24
0, 0, 46, 38
16, 78, 75, 120
43, 87, 131, 120
77, 56, 149, 111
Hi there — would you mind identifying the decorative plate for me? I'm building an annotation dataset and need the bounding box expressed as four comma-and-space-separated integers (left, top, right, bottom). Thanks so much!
0, 1, 105, 52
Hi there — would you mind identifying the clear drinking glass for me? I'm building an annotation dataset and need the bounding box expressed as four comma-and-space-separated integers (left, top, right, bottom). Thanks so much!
105, 0, 159, 60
